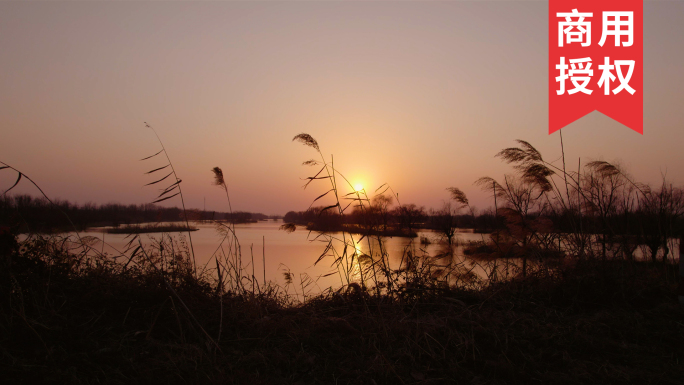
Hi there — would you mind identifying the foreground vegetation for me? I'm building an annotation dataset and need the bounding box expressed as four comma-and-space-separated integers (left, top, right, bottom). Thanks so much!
1, 232, 683, 384
2, 130, 684, 384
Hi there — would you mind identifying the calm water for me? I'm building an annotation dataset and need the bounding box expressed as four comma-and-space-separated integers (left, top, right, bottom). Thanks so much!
29, 221, 678, 294
65, 220, 493, 292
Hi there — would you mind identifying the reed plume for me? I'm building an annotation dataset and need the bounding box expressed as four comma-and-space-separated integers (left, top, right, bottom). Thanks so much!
292, 133, 320, 152
211, 166, 225, 186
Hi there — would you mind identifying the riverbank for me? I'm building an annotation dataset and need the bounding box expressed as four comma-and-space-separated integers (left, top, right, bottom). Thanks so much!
2, 233, 682, 384
305, 223, 419, 238
299, 223, 489, 238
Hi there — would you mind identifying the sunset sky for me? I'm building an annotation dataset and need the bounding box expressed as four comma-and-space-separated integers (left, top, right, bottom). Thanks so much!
1, 1, 683, 215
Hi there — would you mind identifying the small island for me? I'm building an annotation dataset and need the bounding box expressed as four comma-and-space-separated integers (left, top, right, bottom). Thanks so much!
103, 223, 199, 234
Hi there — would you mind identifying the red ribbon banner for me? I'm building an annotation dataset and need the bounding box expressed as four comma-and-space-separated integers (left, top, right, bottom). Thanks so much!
549, 0, 643, 134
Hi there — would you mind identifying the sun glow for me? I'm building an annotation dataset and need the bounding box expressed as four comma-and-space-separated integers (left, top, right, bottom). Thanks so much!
353, 183, 364, 192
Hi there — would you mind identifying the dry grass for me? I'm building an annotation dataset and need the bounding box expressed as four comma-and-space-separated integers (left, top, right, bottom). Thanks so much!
2, 232, 683, 384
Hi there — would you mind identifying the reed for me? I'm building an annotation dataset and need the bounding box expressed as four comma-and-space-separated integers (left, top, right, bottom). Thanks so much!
140, 122, 198, 276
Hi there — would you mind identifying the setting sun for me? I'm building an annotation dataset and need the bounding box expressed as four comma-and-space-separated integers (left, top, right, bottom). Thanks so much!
353, 183, 364, 192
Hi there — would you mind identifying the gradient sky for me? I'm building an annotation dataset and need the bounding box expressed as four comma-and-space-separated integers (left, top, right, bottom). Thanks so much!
1, 1, 683, 215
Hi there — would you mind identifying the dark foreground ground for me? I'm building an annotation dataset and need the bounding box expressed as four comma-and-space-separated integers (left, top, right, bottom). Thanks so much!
1, 235, 683, 384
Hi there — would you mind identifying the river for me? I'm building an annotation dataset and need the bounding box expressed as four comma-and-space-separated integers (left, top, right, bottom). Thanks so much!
63, 220, 495, 293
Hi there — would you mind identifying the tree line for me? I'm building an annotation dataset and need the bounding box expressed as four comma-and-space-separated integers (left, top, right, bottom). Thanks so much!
0, 194, 279, 233
283, 150, 684, 265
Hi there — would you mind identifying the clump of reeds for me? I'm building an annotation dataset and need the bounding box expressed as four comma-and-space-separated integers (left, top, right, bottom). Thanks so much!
289, 133, 491, 298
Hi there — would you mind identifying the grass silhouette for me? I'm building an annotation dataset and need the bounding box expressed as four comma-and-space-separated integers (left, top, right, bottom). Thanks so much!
0, 132, 682, 383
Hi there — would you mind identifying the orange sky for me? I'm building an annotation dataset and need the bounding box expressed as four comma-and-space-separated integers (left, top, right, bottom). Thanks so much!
1, 1, 683, 215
